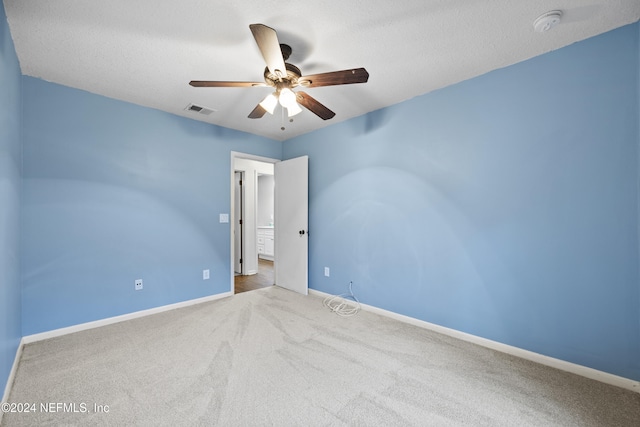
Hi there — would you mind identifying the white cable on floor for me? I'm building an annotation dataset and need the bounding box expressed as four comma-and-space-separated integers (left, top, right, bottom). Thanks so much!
323, 281, 361, 317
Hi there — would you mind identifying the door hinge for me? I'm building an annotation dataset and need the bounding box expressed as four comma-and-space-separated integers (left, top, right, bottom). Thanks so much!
239, 180, 242, 186
239, 219, 243, 225
240, 258, 243, 264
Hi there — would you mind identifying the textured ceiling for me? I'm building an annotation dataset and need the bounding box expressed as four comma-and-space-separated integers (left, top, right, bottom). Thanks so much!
4, 0, 640, 141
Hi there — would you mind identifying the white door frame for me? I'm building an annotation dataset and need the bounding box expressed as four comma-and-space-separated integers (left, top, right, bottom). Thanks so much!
233, 171, 244, 275
230, 151, 279, 293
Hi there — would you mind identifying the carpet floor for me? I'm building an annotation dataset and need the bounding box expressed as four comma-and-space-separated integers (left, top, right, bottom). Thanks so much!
3, 286, 639, 426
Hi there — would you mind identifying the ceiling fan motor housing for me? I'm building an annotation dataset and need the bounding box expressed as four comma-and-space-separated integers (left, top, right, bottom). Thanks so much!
263, 63, 302, 88
279, 43, 292, 61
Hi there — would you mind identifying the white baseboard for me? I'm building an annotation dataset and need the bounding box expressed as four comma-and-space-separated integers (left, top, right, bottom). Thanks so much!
309, 289, 640, 394
1, 337, 25, 425
22, 291, 232, 344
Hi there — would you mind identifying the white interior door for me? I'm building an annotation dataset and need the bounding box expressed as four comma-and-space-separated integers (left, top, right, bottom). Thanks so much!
275, 156, 308, 295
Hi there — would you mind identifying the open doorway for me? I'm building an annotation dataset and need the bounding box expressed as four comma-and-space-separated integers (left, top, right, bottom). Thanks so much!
230, 152, 309, 296
231, 153, 277, 294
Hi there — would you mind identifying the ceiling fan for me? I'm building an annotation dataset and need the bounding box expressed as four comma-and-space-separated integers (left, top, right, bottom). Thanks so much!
189, 24, 369, 121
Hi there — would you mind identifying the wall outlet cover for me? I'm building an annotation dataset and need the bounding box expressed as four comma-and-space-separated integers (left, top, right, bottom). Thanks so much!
135, 279, 143, 291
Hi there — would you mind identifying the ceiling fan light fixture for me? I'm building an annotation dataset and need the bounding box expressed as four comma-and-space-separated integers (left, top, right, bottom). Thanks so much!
278, 88, 297, 110
287, 102, 303, 117
259, 93, 278, 114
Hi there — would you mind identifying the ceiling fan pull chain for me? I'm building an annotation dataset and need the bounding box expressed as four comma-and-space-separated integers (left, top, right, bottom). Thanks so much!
281, 104, 285, 131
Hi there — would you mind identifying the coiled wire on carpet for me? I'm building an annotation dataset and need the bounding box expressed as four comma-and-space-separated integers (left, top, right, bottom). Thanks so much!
323, 281, 361, 317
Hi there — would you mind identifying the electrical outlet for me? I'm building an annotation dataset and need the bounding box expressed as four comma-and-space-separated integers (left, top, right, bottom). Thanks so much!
135, 279, 143, 291
203, 269, 210, 280
324, 267, 330, 277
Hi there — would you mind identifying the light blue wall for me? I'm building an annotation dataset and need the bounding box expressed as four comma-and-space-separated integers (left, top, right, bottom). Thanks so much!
0, 2, 22, 396
8, 13, 640, 387
21, 78, 281, 335
284, 23, 640, 381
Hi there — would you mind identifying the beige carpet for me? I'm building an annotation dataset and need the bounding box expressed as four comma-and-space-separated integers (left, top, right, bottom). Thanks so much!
3, 286, 639, 426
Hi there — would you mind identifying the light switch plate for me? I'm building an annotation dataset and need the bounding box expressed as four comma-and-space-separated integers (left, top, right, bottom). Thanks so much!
219, 213, 229, 223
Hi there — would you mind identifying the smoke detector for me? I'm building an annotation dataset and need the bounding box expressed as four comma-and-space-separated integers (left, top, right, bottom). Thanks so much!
533, 10, 562, 33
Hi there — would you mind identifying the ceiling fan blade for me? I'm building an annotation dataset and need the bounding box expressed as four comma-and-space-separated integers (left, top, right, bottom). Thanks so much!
297, 68, 369, 88
189, 81, 265, 88
249, 24, 287, 79
248, 104, 267, 119
296, 91, 335, 120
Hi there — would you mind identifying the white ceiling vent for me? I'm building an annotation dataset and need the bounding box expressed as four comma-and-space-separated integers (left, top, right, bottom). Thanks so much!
185, 104, 216, 115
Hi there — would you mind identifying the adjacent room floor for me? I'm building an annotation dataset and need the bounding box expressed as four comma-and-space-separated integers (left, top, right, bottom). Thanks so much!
234, 258, 274, 293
